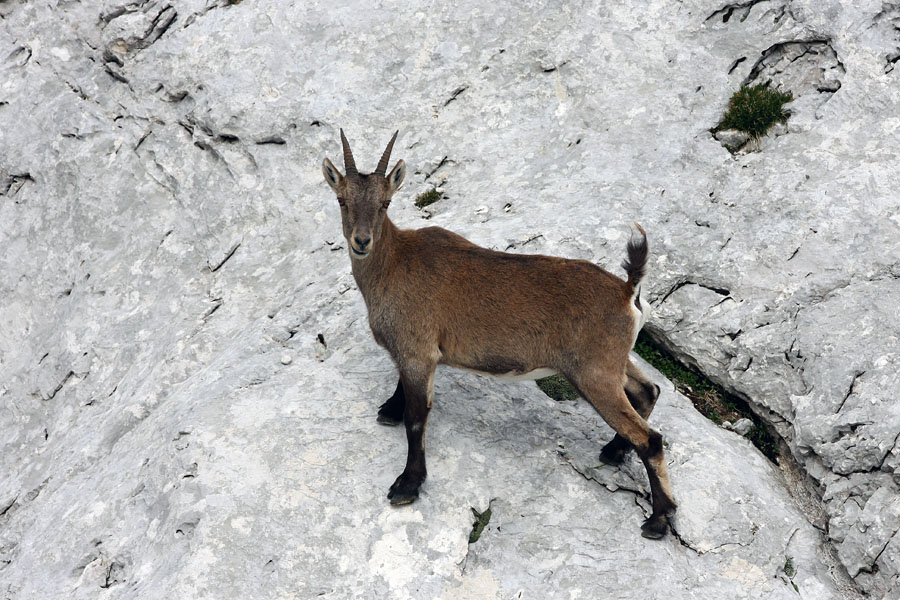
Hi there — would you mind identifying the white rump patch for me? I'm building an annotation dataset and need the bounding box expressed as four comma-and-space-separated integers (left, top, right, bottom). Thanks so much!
631, 286, 650, 347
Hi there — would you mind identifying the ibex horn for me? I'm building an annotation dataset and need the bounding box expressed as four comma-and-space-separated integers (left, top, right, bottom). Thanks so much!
340, 129, 358, 177
375, 130, 399, 177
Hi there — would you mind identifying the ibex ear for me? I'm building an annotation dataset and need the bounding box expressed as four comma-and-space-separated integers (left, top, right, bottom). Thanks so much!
386, 159, 406, 193
322, 158, 343, 192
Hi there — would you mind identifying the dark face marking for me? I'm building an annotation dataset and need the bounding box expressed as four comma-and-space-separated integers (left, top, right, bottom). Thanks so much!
335, 174, 393, 258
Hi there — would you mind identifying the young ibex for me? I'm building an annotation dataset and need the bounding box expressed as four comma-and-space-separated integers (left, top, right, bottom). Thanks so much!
322, 130, 677, 538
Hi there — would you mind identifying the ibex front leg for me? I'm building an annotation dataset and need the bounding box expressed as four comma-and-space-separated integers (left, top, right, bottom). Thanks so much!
387, 359, 436, 505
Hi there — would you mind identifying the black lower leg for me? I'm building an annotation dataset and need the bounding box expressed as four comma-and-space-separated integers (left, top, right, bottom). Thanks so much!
636, 430, 676, 539
377, 379, 406, 425
599, 434, 631, 465
600, 382, 660, 464
388, 387, 430, 505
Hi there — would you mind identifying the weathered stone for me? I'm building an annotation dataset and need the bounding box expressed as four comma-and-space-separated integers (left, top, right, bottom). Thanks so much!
732, 418, 754, 436
742, 39, 845, 96
768, 121, 788, 136
713, 128, 750, 149
0, 0, 896, 597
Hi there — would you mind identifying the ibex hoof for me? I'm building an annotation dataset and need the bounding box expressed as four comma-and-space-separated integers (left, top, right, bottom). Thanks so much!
388, 493, 417, 506
388, 474, 423, 505
640, 514, 669, 540
377, 400, 404, 426
376, 411, 403, 426
599, 440, 629, 465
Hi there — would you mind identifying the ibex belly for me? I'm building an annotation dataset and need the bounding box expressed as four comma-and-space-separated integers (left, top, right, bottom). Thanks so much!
441, 349, 559, 381
457, 366, 559, 381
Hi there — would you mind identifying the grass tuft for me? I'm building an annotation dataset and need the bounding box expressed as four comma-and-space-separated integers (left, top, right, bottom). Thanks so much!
468, 504, 493, 544
783, 556, 796, 579
746, 423, 779, 464
414, 189, 442, 209
536, 374, 579, 402
783, 555, 799, 592
716, 84, 793, 139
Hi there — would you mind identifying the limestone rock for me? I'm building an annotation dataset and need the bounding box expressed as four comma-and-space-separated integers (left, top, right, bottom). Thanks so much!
1, 0, 897, 597
713, 128, 750, 150
732, 418, 755, 436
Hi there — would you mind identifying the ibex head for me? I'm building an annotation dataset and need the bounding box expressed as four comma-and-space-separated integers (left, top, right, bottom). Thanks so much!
322, 130, 406, 259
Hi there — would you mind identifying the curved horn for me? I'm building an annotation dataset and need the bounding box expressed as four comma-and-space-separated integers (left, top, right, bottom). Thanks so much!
340, 129, 358, 177
375, 130, 399, 177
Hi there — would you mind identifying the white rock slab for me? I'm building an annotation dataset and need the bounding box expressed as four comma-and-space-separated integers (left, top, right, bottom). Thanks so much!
1, 0, 897, 597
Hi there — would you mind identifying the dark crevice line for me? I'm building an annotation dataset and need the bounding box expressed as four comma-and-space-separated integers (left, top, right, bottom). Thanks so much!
208, 242, 241, 272
0, 496, 17, 517
835, 371, 865, 414
705, 0, 769, 23
203, 301, 223, 319
134, 129, 152, 151
860, 529, 897, 575
45, 371, 75, 401
442, 86, 468, 108
657, 280, 731, 305
743, 39, 844, 88
728, 56, 747, 74
424, 156, 451, 180
542, 60, 569, 73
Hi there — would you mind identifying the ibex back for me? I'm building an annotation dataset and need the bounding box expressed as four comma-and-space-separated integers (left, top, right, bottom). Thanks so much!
322, 130, 677, 539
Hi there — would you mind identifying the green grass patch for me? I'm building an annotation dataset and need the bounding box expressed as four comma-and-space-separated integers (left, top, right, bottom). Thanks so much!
746, 423, 779, 463
634, 332, 779, 462
783, 555, 799, 593
536, 374, 579, 402
633, 334, 727, 417
783, 556, 796, 579
414, 188, 442, 209
468, 504, 493, 544
715, 84, 792, 139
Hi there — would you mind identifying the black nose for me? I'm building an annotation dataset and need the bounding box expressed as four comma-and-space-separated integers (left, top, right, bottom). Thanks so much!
354, 235, 371, 250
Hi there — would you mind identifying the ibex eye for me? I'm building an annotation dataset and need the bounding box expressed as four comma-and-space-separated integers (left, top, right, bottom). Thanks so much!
382, 201, 390, 209
337, 198, 346, 206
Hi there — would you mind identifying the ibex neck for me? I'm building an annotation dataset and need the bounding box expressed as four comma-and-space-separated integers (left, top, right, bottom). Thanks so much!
350, 216, 399, 299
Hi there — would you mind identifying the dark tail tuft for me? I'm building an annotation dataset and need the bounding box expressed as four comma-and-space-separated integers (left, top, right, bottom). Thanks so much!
622, 223, 648, 289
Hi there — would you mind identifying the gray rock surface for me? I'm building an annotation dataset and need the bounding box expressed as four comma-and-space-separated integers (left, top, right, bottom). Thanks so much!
729, 417, 755, 437
714, 128, 751, 151
0, 0, 897, 597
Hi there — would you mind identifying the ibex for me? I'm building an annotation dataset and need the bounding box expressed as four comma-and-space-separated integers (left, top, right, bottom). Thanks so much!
322, 130, 677, 538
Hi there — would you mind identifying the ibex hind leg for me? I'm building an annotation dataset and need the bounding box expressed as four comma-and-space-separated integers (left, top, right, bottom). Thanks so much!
599, 360, 661, 465
571, 368, 676, 539
377, 379, 406, 425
